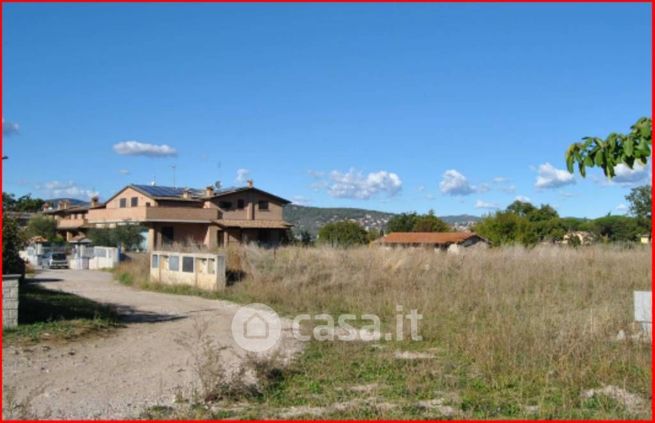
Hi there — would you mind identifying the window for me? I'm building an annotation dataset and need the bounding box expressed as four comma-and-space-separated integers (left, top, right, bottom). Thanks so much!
219, 201, 232, 209
145, 202, 151, 207
151, 254, 159, 268
258, 200, 269, 210
161, 226, 174, 245
131, 197, 138, 207
207, 258, 215, 274
182, 256, 194, 273
237, 199, 245, 209
169, 255, 179, 271
119, 198, 127, 208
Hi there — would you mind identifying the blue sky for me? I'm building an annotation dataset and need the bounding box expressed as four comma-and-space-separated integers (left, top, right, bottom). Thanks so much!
2, 3, 651, 217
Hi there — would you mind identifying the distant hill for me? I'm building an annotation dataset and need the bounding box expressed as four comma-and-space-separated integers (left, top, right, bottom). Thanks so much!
283, 205, 480, 237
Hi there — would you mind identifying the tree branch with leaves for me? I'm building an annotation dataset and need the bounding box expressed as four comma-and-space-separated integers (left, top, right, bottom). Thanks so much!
565, 117, 651, 178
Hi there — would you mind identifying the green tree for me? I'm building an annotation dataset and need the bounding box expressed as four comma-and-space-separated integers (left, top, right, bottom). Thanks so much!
3, 192, 45, 212
367, 228, 384, 242
473, 211, 528, 246
2, 216, 26, 275
26, 215, 58, 241
386, 212, 418, 232
506, 200, 536, 217
88, 225, 145, 250
590, 215, 640, 242
318, 221, 368, 247
565, 117, 651, 177
625, 185, 651, 232
412, 210, 451, 232
527, 204, 559, 222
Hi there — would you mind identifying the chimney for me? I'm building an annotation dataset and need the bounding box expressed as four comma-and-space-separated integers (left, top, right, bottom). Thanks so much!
247, 179, 254, 188
205, 186, 214, 197
57, 200, 69, 210
90, 196, 99, 207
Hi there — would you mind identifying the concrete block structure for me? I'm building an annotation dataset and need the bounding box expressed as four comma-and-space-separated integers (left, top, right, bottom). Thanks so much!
150, 251, 226, 291
3, 275, 20, 328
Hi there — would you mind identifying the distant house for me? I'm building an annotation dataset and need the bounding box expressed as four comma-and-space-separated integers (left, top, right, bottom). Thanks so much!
640, 234, 651, 244
375, 232, 490, 250
561, 231, 595, 246
45, 180, 292, 250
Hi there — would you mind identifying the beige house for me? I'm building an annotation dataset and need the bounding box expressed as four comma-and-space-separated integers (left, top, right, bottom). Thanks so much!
47, 181, 292, 250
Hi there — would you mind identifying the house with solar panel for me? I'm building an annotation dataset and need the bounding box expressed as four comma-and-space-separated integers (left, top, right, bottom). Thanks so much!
48, 180, 292, 249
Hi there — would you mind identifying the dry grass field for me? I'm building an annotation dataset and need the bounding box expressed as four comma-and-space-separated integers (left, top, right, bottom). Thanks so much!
117, 244, 652, 419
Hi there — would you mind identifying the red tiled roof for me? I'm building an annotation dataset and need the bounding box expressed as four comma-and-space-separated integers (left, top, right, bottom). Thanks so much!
378, 232, 484, 245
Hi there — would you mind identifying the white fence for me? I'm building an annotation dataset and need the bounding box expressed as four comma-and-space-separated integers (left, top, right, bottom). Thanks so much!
70, 246, 120, 270
150, 251, 226, 291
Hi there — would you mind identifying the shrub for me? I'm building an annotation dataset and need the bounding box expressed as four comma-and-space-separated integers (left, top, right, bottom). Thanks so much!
318, 221, 368, 247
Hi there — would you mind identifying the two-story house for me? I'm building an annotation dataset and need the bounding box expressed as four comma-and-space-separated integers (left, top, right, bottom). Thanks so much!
48, 181, 292, 250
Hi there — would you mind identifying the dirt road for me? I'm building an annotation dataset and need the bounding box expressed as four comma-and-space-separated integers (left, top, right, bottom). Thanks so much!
2, 269, 302, 419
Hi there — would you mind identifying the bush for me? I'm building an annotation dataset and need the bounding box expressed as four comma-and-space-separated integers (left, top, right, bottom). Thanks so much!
3, 216, 26, 275
318, 221, 368, 247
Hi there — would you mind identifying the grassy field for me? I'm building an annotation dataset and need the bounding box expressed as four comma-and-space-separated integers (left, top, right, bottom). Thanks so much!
116, 244, 652, 419
3, 280, 121, 345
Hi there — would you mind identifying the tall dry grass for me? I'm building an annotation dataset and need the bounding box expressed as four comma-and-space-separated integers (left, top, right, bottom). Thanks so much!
233, 244, 651, 411
116, 243, 651, 416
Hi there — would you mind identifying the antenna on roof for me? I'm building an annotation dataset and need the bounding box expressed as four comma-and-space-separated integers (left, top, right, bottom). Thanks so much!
171, 164, 176, 188
151, 176, 157, 186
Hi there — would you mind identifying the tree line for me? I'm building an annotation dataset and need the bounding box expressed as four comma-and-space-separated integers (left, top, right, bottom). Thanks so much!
473, 185, 650, 246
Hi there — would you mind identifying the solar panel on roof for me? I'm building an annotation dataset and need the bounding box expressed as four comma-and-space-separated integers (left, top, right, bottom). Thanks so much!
132, 184, 203, 198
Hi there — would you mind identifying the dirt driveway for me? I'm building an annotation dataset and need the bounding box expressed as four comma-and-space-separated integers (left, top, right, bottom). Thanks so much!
2, 269, 302, 419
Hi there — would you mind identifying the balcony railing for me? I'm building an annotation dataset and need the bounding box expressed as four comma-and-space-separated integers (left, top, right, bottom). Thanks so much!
56, 219, 87, 229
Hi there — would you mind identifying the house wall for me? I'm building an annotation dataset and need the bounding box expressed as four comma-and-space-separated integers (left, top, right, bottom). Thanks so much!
105, 187, 158, 209
204, 191, 284, 221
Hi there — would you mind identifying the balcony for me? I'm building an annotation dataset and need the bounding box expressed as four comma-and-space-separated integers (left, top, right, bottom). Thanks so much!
56, 219, 87, 229
87, 206, 219, 224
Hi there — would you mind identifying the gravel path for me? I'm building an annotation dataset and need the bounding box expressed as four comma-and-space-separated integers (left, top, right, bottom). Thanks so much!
2, 269, 301, 419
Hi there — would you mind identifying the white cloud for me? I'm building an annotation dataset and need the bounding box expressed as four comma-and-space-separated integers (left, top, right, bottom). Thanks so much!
235, 168, 251, 185
2, 118, 19, 136
36, 180, 99, 200
439, 169, 475, 196
326, 168, 402, 199
535, 162, 575, 189
615, 203, 628, 213
612, 162, 649, 185
475, 200, 499, 210
515, 195, 531, 203
113, 141, 177, 157
118, 169, 130, 175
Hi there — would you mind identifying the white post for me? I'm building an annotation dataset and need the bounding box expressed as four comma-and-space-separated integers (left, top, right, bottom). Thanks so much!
634, 291, 652, 338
